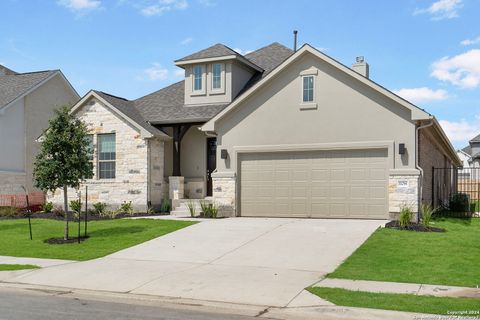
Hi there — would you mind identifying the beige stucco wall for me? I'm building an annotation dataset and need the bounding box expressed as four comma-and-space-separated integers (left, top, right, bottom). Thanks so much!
0, 172, 26, 194
216, 53, 417, 173
47, 98, 165, 211
211, 52, 422, 216
0, 99, 25, 173
24, 73, 79, 192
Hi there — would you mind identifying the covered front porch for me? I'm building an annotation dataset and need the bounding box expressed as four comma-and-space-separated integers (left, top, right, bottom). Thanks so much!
156, 123, 216, 208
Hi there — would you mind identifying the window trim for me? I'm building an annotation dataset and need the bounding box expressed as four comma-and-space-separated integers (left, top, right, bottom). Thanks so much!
97, 133, 116, 180
191, 65, 206, 95
300, 72, 317, 110
210, 63, 224, 94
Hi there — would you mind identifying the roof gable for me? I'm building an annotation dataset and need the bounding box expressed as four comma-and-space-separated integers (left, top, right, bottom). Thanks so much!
202, 44, 432, 132
176, 43, 239, 62
70, 91, 169, 139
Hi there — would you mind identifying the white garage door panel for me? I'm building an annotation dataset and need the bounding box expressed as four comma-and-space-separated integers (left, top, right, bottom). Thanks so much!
239, 149, 388, 219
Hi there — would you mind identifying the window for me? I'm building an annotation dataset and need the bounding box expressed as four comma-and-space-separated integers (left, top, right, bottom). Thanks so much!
302, 76, 314, 103
98, 133, 116, 179
193, 65, 203, 91
212, 63, 222, 89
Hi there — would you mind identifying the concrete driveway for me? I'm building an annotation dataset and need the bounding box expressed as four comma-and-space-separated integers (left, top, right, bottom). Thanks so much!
4, 218, 383, 307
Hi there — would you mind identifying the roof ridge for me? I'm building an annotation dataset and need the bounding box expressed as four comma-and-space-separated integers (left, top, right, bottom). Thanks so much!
245, 42, 292, 57
95, 90, 130, 102
17, 70, 58, 75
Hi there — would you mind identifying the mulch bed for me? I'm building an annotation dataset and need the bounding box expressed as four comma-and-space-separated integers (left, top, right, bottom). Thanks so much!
44, 236, 90, 244
1, 211, 169, 221
385, 220, 446, 233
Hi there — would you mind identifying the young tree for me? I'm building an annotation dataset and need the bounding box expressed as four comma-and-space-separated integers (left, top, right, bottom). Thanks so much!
34, 106, 93, 240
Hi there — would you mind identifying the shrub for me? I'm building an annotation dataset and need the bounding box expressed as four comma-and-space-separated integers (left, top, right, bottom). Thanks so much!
42, 202, 53, 213
70, 199, 82, 213
147, 206, 156, 215
100, 210, 120, 219
420, 204, 437, 227
200, 201, 219, 218
449, 193, 469, 213
0, 206, 19, 218
399, 206, 413, 227
118, 201, 134, 215
93, 202, 107, 215
200, 201, 209, 216
187, 201, 196, 217
160, 199, 171, 213
209, 202, 219, 219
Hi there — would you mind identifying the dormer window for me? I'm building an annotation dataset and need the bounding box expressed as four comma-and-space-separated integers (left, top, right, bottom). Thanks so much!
212, 63, 222, 89
193, 65, 203, 91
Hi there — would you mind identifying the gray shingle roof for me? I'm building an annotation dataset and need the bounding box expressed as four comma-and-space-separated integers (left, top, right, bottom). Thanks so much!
175, 43, 240, 62
0, 69, 57, 108
245, 42, 293, 76
461, 145, 472, 155
133, 81, 228, 124
93, 91, 168, 138
470, 133, 480, 143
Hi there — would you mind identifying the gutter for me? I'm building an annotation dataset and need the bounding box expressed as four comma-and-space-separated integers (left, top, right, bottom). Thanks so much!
415, 119, 434, 222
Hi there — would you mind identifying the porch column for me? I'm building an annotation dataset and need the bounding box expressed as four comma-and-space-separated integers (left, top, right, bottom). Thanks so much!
172, 124, 191, 176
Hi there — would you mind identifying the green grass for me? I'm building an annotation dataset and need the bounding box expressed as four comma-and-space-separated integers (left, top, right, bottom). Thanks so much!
0, 218, 196, 261
329, 217, 480, 287
0, 264, 40, 271
308, 287, 480, 316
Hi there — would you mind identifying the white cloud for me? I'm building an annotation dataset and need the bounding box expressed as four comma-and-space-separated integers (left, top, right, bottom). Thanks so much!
174, 68, 185, 77
199, 0, 216, 6
439, 115, 480, 143
431, 49, 480, 89
461, 36, 480, 46
233, 48, 253, 55
57, 0, 101, 11
393, 87, 449, 104
140, 0, 188, 16
414, 0, 463, 20
180, 37, 193, 45
143, 63, 169, 80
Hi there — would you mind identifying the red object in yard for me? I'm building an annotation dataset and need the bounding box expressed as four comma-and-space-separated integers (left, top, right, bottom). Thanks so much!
0, 192, 45, 212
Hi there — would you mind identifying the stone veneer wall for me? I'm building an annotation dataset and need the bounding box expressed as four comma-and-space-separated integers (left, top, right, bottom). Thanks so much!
212, 172, 236, 217
149, 138, 165, 209
388, 174, 420, 219
0, 172, 26, 194
47, 99, 164, 212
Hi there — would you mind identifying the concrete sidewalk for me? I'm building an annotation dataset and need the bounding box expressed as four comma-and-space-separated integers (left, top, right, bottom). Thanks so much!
315, 278, 480, 298
1, 218, 384, 308
0, 256, 74, 282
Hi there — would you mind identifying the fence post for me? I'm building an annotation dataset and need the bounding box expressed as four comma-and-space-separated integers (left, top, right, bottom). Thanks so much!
431, 166, 435, 207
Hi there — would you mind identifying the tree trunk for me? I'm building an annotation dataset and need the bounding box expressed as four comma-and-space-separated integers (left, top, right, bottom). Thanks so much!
63, 185, 69, 240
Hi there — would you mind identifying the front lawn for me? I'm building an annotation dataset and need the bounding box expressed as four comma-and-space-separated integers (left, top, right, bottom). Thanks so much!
0, 264, 39, 271
329, 217, 480, 287
308, 287, 480, 316
0, 219, 196, 261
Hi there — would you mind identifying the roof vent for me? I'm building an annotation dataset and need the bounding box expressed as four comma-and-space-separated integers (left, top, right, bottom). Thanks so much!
356, 56, 365, 63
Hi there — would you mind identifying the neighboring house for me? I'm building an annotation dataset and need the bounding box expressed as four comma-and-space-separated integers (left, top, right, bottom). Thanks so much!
48, 42, 460, 219
457, 134, 480, 170
0, 65, 79, 195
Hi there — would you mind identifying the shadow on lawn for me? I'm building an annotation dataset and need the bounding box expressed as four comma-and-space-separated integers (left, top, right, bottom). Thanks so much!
434, 217, 472, 226
87, 226, 146, 237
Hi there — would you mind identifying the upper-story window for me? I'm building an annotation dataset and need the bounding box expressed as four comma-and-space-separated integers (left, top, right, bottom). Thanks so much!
98, 133, 116, 179
212, 63, 222, 90
302, 76, 314, 103
193, 65, 203, 91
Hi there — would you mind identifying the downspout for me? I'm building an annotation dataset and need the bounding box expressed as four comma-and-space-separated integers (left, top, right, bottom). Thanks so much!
415, 119, 434, 223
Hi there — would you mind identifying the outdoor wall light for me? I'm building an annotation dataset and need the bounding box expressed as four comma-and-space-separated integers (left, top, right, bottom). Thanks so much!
399, 143, 406, 155
221, 149, 228, 159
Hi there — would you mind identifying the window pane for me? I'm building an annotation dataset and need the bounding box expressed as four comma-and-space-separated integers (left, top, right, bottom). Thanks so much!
194, 66, 202, 91
212, 64, 221, 89
86, 135, 94, 161
99, 162, 116, 179
303, 76, 314, 102
99, 134, 116, 161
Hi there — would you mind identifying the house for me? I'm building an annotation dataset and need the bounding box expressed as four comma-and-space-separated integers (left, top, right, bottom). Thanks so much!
47, 42, 460, 219
0, 65, 79, 196
457, 135, 480, 169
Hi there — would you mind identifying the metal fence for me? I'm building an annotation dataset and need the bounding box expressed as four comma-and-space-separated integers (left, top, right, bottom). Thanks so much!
433, 167, 480, 213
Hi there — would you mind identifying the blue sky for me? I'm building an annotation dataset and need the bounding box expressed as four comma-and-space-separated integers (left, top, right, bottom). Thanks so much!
1, 0, 479, 149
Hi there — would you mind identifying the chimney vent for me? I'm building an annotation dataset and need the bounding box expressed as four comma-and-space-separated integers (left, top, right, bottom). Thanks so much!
293, 30, 298, 52
352, 56, 369, 78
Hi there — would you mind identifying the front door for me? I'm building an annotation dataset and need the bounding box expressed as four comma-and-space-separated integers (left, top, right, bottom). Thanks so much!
206, 138, 217, 196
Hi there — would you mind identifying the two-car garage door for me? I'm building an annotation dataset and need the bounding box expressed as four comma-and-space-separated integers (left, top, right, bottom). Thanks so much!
239, 149, 389, 219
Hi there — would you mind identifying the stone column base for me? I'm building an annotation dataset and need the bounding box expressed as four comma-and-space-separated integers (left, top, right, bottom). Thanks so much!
389, 171, 420, 221
212, 172, 236, 217
169, 176, 184, 201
